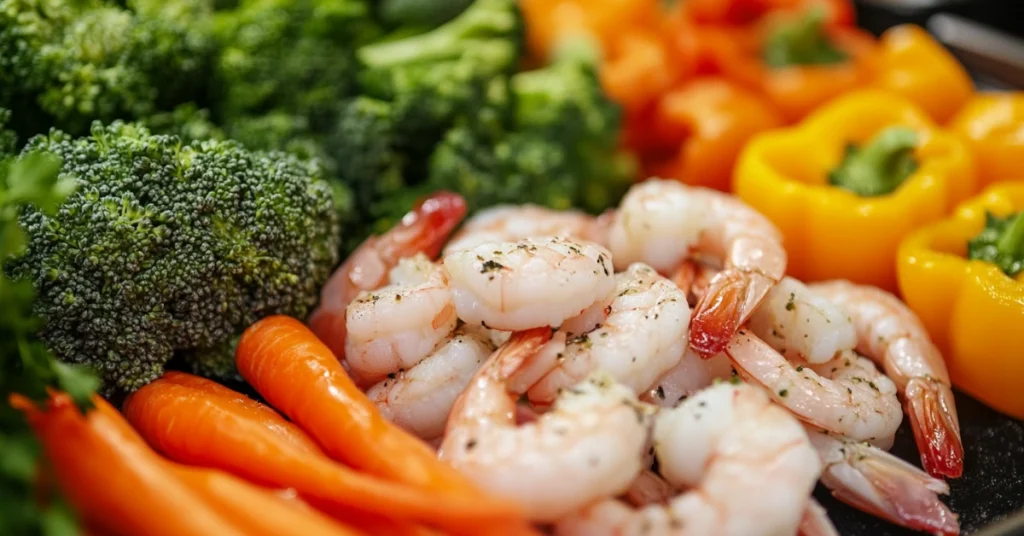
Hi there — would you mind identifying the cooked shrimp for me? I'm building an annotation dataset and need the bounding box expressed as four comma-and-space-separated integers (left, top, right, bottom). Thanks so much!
365, 328, 493, 441
621, 470, 675, 507
607, 179, 786, 359
725, 332, 903, 446
747, 277, 857, 365
344, 254, 458, 386
640, 348, 733, 409
519, 264, 690, 404
443, 205, 601, 254
807, 428, 959, 536
556, 383, 819, 536
443, 237, 615, 331
308, 192, 467, 359
799, 500, 840, 536
439, 328, 652, 522
809, 281, 963, 479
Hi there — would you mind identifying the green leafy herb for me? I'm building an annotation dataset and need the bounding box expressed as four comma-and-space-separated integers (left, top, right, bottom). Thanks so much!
968, 211, 1024, 277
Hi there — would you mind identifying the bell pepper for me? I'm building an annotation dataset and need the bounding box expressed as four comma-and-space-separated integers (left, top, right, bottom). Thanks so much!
601, 28, 689, 113
870, 25, 974, 124
948, 92, 1024, 188
681, 0, 855, 26
702, 8, 877, 121
734, 89, 977, 291
636, 78, 783, 191
898, 183, 1024, 419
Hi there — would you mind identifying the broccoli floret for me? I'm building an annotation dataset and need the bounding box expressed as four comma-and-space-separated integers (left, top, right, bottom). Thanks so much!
142, 103, 226, 144
0, 0, 216, 138
422, 54, 634, 217
9, 121, 340, 395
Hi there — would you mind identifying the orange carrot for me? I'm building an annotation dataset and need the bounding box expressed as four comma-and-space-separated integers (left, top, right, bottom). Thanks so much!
312, 503, 447, 536
171, 465, 366, 536
124, 372, 526, 531
236, 316, 539, 535
9, 393, 246, 536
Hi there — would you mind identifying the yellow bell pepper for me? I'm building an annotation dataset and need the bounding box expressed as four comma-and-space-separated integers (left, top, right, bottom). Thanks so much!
948, 91, 1024, 188
898, 183, 1024, 419
734, 89, 976, 291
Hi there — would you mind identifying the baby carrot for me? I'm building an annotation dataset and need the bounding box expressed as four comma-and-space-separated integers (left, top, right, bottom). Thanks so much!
9, 392, 246, 536
124, 372, 523, 531
172, 465, 366, 536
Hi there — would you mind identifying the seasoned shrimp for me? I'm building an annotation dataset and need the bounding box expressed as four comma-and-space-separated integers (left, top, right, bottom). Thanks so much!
607, 179, 786, 359
520, 264, 691, 404
725, 332, 903, 446
640, 348, 733, 409
810, 281, 963, 479
443, 205, 601, 254
443, 237, 615, 331
308, 192, 466, 359
748, 277, 857, 365
621, 470, 675, 507
344, 254, 457, 386
439, 328, 652, 522
365, 328, 493, 441
556, 384, 820, 536
807, 428, 959, 536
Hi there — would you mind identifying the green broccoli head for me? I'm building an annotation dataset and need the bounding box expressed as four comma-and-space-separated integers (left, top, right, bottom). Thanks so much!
0, 0, 216, 138
10, 121, 340, 395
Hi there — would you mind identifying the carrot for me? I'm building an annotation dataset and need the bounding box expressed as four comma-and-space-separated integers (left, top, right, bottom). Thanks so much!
171, 465, 366, 536
124, 372, 526, 532
9, 392, 246, 536
312, 503, 447, 536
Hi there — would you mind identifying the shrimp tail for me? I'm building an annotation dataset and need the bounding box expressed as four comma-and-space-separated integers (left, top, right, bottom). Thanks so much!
691, 270, 773, 358
388, 191, 468, 260
822, 444, 960, 536
906, 377, 964, 479
798, 499, 839, 536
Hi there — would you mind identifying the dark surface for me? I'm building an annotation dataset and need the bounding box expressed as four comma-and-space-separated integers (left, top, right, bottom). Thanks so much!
853, 0, 1024, 37
817, 390, 1024, 535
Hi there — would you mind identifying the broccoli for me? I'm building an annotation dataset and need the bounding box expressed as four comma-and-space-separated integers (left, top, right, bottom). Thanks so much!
375, 0, 476, 28
9, 121, 340, 395
0, 0, 216, 138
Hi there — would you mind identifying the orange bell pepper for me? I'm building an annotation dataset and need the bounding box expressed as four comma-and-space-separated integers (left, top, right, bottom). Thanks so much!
519, 0, 661, 62
601, 28, 688, 113
898, 183, 1024, 419
640, 78, 783, 191
734, 89, 977, 290
682, 0, 855, 26
948, 92, 1024, 187
870, 25, 974, 124
702, 9, 876, 121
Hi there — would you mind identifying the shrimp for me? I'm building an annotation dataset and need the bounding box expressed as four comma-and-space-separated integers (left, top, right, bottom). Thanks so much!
725, 332, 903, 446
519, 264, 691, 404
640, 349, 734, 409
443, 237, 615, 331
443, 205, 601, 254
747, 277, 857, 365
607, 179, 786, 359
809, 281, 963, 479
308, 192, 467, 359
365, 328, 493, 441
438, 328, 652, 522
621, 471, 675, 507
807, 428, 959, 536
556, 383, 820, 536
799, 500, 840, 536
344, 254, 458, 386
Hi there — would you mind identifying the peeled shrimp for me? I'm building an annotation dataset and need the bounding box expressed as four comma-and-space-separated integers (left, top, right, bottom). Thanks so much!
344, 254, 457, 385
520, 263, 691, 404
365, 328, 493, 441
308, 192, 466, 359
725, 332, 903, 446
808, 428, 959, 536
556, 383, 820, 536
799, 500, 841, 536
443, 237, 615, 331
438, 328, 652, 522
607, 179, 786, 359
748, 277, 857, 365
809, 281, 963, 479
640, 348, 733, 409
443, 205, 601, 254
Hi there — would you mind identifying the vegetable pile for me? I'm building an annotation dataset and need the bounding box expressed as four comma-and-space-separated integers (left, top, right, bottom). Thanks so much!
2, 0, 1024, 534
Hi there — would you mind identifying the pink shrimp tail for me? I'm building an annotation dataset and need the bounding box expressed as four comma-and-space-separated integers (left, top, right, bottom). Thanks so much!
386, 191, 468, 260
689, 270, 745, 358
906, 378, 964, 479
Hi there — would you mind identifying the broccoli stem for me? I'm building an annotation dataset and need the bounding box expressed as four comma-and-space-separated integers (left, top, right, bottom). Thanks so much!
828, 126, 919, 198
762, 8, 848, 68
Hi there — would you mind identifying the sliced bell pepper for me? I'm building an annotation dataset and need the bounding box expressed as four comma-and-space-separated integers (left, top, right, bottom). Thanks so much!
734, 89, 977, 290
948, 92, 1024, 188
702, 8, 876, 121
898, 183, 1024, 419
639, 78, 783, 191
870, 25, 974, 124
